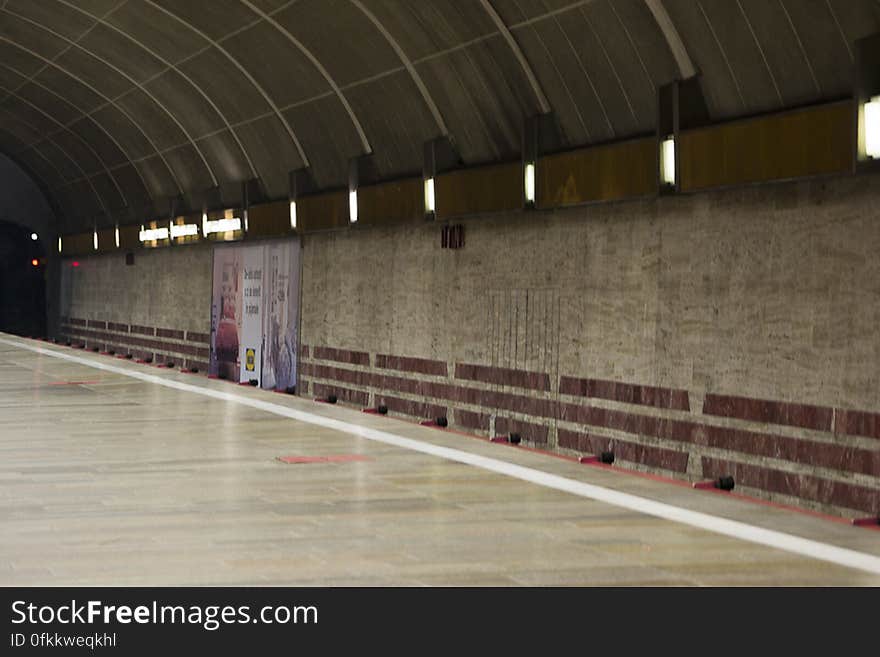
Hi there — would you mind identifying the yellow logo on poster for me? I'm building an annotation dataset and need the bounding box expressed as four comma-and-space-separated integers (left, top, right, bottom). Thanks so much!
245, 348, 255, 371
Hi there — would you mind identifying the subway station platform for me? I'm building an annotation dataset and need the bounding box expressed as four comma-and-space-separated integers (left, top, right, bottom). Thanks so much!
2, 334, 879, 587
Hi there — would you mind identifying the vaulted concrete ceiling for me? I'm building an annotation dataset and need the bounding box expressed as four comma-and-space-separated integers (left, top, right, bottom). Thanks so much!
0, 0, 876, 233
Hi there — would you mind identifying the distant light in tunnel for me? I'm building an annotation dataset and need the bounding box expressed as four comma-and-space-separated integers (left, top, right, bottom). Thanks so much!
660, 136, 676, 186
524, 163, 536, 205
424, 177, 435, 214
30, 232, 38, 241
72, 261, 79, 268
865, 96, 880, 159
349, 190, 358, 223
290, 200, 297, 229
31, 258, 39, 267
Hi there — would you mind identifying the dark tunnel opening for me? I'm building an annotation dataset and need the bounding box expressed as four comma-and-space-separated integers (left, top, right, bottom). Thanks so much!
0, 221, 46, 338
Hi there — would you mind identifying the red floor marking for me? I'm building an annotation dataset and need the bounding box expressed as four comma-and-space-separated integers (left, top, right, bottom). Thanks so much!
277, 455, 372, 464
47, 380, 100, 386
692, 480, 721, 490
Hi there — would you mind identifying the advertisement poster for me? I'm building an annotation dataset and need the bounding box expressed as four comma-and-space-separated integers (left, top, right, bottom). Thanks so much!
209, 239, 300, 389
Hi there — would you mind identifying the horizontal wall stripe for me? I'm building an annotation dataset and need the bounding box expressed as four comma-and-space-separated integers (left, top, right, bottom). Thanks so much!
455, 362, 550, 391
375, 354, 448, 377
455, 409, 490, 432
560, 376, 690, 411
495, 416, 549, 444
703, 393, 833, 432
558, 429, 690, 474
701, 457, 880, 515
313, 382, 369, 407
312, 345, 370, 366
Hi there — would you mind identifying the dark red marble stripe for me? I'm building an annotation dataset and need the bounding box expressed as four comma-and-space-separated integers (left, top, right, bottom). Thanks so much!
312, 382, 369, 407
107, 321, 129, 332
313, 346, 370, 366
558, 429, 689, 473
494, 417, 549, 444
703, 393, 832, 431
835, 409, 880, 441
376, 354, 447, 377
455, 363, 550, 391
455, 409, 490, 432
185, 330, 209, 343
701, 457, 880, 514
559, 376, 690, 411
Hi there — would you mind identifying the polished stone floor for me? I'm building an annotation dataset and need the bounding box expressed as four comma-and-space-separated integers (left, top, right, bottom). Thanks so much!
1, 335, 879, 586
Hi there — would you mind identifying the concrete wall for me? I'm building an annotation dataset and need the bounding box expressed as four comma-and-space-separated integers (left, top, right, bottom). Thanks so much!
299, 173, 880, 517
59, 244, 213, 370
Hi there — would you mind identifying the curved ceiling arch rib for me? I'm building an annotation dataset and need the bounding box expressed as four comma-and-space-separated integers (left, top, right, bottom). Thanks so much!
239, 0, 371, 155
0, 36, 185, 199
0, 80, 133, 209
349, 0, 449, 138
142, 0, 310, 168
478, 0, 550, 115
644, 0, 696, 80
55, 0, 260, 185
0, 61, 154, 203
1, 5, 218, 189
0, 108, 111, 220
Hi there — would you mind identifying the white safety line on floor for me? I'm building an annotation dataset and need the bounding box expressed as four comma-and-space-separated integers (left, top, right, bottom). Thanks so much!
4, 335, 880, 576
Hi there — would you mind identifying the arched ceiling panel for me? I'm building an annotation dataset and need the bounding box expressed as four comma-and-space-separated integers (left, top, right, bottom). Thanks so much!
282, 98, 360, 188
134, 155, 179, 201
90, 104, 158, 163
197, 130, 253, 184
234, 114, 305, 197
115, 87, 187, 150
143, 67, 228, 138
176, 46, 274, 125
0, 40, 47, 79
221, 19, 333, 107
271, 0, 402, 87
78, 23, 170, 84
0, 8, 73, 60
2, 0, 96, 42
149, 0, 260, 42
160, 143, 215, 192
105, 1, 212, 63
344, 70, 439, 179
366, 1, 498, 61
52, 46, 136, 100
30, 62, 106, 115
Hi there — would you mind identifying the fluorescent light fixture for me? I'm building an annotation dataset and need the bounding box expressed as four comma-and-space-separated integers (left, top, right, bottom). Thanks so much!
424, 177, 435, 214
524, 163, 536, 204
660, 136, 675, 186
203, 217, 241, 235
290, 200, 297, 229
57, 236, 62, 254
349, 190, 358, 223
139, 226, 169, 242
865, 96, 880, 159
93, 230, 98, 250
114, 226, 120, 248
202, 211, 208, 236
243, 209, 249, 233
30, 232, 38, 241
170, 223, 199, 238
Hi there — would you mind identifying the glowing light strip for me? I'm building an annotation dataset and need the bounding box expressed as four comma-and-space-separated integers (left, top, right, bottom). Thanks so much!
139, 227, 169, 242
203, 217, 241, 234
170, 223, 199, 238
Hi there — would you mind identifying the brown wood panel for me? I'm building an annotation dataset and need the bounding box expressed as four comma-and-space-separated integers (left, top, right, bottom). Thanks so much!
118, 224, 140, 250
537, 138, 656, 209
298, 190, 349, 232
436, 161, 521, 219
359, 177, 423, 225
679, 102, 853, 191
247, 200, 291, 238
61, 232, 94, 256
95, 227, 115, 253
